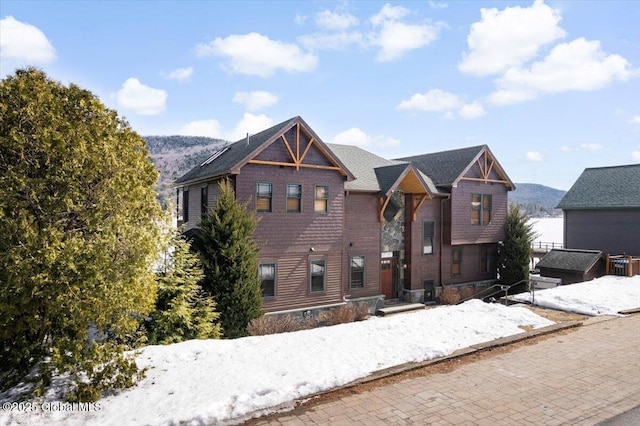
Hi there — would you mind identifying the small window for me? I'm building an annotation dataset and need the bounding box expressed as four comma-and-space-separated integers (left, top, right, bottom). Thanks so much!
182, 189, 189, 223
310, 258, 326, 293
314, 185, 329, 213
471, 194, 492, 225
201, 186, 208, 218
256, 182, 272, 212
423, 221, 435, 255
350, 256, 365, 289
480, 246, 489, 273
259, 263, 276, 297
286, 184, 302, 213
452, 247, 462, 277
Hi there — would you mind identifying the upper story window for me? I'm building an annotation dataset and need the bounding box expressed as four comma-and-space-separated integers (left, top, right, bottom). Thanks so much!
350, 256, 365, 289
201, 186, 208, 219
452, 247, 462, 277
471, 194, 492, 225
310, 258, 326, 293
259, 262, 276, 298
423, 221, 434, 255
256, 182, 272, 213
286, 184, 302, 213
314, 185, 329, 213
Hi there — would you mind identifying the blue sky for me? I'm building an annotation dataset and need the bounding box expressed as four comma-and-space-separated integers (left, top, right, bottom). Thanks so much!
1, 0, 639, 190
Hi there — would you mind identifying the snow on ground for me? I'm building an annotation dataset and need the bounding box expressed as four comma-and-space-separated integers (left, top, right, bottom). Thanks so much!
2, 300, 552, 426
4, 275, 639, 426
513, 275, 640, 316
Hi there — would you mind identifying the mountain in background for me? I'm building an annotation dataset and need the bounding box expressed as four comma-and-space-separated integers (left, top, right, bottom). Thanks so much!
509, 183, 566, 217
144, 135, 228, 208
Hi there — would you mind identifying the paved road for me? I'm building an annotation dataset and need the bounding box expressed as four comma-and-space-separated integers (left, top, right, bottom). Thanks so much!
249, 314, 640, 425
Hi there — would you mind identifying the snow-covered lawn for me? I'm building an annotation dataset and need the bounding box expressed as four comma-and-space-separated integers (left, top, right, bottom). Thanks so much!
513, 275, 640, 316
3, 275, 639, 426
2, 300, 551, 426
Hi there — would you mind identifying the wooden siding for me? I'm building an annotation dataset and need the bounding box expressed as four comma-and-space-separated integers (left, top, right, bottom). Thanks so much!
449, 243, 499, 285
344, 192, 382, 298
450, 181, 508, 245
407, 197, 442, 289
565, 209, 640, 256
236, 163, 346, 312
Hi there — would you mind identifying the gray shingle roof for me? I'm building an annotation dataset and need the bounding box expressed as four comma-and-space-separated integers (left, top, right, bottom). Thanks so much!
326, 143, 403, 192
536, 249, 603, 272
557, 164, 640, 209
326, 143, 440, 195
396, 145, 486, 188
175, 116, 354, 186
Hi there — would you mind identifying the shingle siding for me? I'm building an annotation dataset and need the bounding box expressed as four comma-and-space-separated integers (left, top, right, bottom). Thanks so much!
565, 209, 640, 256
450, 181, 507, 245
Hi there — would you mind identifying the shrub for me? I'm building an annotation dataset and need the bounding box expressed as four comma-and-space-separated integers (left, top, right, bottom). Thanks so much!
439, 286, 476, 305
327, 304, 370, 325
247, 314, 316, 336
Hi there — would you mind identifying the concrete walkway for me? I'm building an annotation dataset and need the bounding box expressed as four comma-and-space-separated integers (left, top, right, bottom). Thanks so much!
248, 314, 640, 425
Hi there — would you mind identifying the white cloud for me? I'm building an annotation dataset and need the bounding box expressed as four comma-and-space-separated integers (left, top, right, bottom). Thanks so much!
369, 5, 440, 62
526, 151, 544, 162
0, 15, 56, 69
633, 148, 640, 162
428, 1, 448, 10
332, 127, 400, 149
163, 67, 193, 81
371, 4, 410, 25
315, 9, 359, 31
180, 114, 274, 141
580, 143, 603, 151
181, 119, 222, 138
195, 33, 317, 78
227, 113, 273, 141
397, 89, 463, 112
459, 1, 565, 76
232, 91, 279, 111
630, 115, 640, 124
298, 32, 364, 51
489, 38, 636, 105
458, 102, 486, 119
112, 78, 167, 115
294, 13, 307, 26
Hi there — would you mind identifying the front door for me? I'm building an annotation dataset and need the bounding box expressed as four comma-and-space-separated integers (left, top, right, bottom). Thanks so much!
381, 257, 398, 299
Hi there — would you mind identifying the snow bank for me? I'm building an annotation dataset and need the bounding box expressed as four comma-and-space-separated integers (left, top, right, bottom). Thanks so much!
513, 275, 640, 316
1, 300, 552, 426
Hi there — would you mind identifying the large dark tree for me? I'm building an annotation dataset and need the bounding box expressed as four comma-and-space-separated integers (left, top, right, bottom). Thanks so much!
193, 180, 262, 338
498, 204, 537, 293
0, 68, 164, 400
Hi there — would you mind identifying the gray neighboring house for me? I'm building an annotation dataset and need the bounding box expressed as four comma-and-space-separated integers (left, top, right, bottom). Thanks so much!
557, 164, 640, 257
536, 249, 605, 285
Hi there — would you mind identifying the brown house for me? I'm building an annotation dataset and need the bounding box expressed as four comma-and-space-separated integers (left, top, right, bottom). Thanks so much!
174, 116, 515, 314
558, 164, 640, 257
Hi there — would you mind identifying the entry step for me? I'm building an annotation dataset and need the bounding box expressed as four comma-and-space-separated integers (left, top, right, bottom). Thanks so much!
376, 303, 425, 316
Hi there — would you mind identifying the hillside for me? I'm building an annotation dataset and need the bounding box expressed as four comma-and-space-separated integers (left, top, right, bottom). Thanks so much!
144, 135, 228, 207
509, 183, 566, 217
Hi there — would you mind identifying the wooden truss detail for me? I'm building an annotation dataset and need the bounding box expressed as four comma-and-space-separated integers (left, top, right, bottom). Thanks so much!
248, 123, 340, 173
412, 194, 428, 222
460, 150, 510, 186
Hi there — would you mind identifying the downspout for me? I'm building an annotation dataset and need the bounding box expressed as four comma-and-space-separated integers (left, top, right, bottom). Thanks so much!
439, 195, 449, 288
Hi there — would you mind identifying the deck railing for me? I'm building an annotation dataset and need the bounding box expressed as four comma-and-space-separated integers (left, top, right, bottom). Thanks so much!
531, 241, 563, 252
606, 254, 640, 277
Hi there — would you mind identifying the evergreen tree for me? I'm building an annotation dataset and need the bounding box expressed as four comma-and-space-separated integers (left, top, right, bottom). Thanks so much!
0, 68, 163, 400
193, 180, 263, 338
146, 229, 222, 344
498, 204, 537, 293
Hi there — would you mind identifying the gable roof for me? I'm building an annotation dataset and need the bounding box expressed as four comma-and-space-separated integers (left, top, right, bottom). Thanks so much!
536, 249, 603, 272
396, 145, 514, 190
326, 143, 441, 196
175, 116, 354, 186
557, 164, 640, 210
